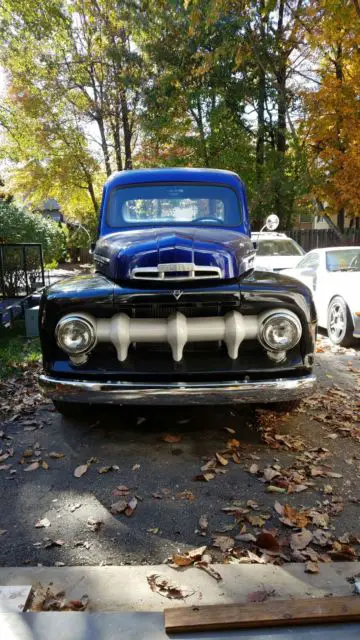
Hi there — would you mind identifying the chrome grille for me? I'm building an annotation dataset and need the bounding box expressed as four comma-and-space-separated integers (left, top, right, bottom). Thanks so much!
131, 263, 221, 280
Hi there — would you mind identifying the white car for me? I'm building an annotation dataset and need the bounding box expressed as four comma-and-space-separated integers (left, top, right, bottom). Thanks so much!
283, 246, 360, 347
252, 232, 305, 272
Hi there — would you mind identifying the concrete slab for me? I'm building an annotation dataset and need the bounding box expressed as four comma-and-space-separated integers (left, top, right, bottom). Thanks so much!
0, 563, 359, 612
1, 613, 360, 640
0, 586, 32, 612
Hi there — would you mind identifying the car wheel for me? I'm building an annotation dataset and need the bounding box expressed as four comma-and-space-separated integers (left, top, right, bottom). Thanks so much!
53, 400, 91, 420
327, 296, 354, 347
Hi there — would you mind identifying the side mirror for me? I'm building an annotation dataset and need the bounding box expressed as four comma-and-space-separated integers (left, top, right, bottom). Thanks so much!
90, 242, 96, 254
265, 214, 279, 231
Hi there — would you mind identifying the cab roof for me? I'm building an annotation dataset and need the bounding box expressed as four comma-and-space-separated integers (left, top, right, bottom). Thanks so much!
105, 168, 245, 190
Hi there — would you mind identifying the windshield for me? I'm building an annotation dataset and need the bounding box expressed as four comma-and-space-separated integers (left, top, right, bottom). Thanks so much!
326, 248, 360, 271
107, 184, 242, 227
256, 238, 304, 257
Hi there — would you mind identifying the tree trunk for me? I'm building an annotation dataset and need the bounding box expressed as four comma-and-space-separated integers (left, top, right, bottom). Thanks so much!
87, 179, 98, 214
120, 91, 133, 170
111, 110, 123, 172
334, 42, 346, 232
96, 114, 112, 177
256, 67, 266, 185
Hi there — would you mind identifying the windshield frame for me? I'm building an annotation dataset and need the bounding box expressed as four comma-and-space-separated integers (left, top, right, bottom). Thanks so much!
105, 181, 243, 230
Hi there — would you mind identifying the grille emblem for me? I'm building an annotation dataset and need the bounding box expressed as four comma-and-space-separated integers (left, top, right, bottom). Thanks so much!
172, 290, 183, 300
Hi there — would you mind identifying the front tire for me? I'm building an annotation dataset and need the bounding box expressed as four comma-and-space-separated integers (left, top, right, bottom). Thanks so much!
327, 296, 354, 347
53, 400, 91, 420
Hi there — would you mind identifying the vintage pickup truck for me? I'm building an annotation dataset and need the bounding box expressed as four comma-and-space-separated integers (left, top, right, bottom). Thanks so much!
39, 168, 316, 417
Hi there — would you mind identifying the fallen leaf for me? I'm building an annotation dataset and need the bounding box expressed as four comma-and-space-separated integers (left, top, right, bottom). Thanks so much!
163, 434, 182, 443
267, 485, 286, 493
247, 500, 259, 510
87, 517, 103, 532
0, 464, 11, 471
227, 439, 240, 449
110, 500, 127, 515
112, 485, 129, 497
54, 562, 65, 567
224, 427, 235, 434
44, 539, 65, 549
0, 529, 7, 535
152, 493, 163, 499
74, 464, 88, 478
194, 561, 222, 581
69, 503, 82, 512
171, 546, 207, 568
193, 472, 215, 482
147, 574, 195, 599
215, 453, 228, 466
23, 449, 33, 458
290, 529, 313, 550
132, 464, 140, 471
274, 501, 284, 515
41, 461, 49, 470
311, 512, 329, 529
232, 452, 241, 464
212, 535, 234, 552
323, 484, 333, 495
148, 527, 159, 535
35, 517, 50, 528
49, 452, 65, 459
305, 561, 320, 574
280, 505, 310, 528
312, 529, 332, 547
199, 515, 208, 531
236, 533, 257, 543
176, 490, 195, 501
249, 463, 259, 474
247, 514, 266, 527
326, 471, 343, 478
125, 496, 138, 517
256, 532, 280, 552
330, 542, 357, 561
263, 468, 280, 482
201, 459, 217, 472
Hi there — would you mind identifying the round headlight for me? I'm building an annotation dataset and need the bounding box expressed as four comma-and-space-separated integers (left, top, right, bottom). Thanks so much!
259, 312, 302, 352
56, 316, 96, 355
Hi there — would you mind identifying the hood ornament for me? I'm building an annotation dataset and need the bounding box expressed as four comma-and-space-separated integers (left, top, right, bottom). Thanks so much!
172, 290, 183, 300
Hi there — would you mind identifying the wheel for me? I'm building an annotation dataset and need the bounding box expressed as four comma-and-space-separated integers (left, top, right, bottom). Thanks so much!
327, 296, 354, 347
53, 400, 91, 420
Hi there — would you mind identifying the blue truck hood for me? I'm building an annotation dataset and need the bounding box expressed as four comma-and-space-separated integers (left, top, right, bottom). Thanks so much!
94, 227, 255, 283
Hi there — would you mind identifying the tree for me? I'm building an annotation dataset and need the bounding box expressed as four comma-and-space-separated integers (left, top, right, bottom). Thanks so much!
301, 0, 360, 230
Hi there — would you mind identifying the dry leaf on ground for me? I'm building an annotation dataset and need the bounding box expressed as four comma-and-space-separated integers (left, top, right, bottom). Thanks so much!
212, 535, 235, 552
74, 464, 88, 478
162, 434, 182, 443
35, 517, 50, 529
215, 453, 228, 466
87, 517, 103, 532
49, 452, 65, 459
256, 531, 280, 552
199, 515, 208, 531
24, 462, 40, 472
290, 529, 313, 551
110, 500, 127, 515
280, 505, 310, 528
305, 561, 320, 573
170, 545, 207, 568
310, 511, 329, 529
194, 561, 222, 581
98, 465, 119, 474
125, 496, 138, 517
147, 574, 195, 599
193, 472, 215, 482
249, 463, 259, 474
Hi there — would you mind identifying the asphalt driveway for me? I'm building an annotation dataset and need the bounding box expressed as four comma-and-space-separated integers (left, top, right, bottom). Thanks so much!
0, 336, 359, 569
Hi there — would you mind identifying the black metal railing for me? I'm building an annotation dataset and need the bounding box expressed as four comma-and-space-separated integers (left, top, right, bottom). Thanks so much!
0, 243, 45, 298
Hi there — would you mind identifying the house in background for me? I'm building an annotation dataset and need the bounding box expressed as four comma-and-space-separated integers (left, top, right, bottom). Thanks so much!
38, 198, 65, 223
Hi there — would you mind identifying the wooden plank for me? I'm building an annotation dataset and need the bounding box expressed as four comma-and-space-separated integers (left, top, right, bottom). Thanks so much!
164, 596, 360, 634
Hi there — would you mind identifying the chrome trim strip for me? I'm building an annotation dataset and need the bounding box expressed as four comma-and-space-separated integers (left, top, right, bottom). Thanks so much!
94, 254, 110, 264
39, 373, 316, 406
131, 264, 221, 280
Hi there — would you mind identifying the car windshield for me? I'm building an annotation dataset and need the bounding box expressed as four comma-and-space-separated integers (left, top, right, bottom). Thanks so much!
326, 248, 360, 271
107, 184, 242, 227
256, 238, 304, 257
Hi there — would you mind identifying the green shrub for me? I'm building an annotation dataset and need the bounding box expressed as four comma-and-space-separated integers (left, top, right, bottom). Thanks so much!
0, 201, 67, 263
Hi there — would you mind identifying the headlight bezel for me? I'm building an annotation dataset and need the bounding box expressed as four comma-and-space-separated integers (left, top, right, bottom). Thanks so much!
55, 315, 96, 355
258, 310, 302, 352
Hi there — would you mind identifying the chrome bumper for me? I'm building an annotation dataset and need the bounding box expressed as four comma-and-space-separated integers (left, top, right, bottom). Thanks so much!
38, 373, 316, 406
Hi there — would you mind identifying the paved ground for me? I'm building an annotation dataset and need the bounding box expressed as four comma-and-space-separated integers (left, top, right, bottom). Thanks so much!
0, 336, 359, 569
